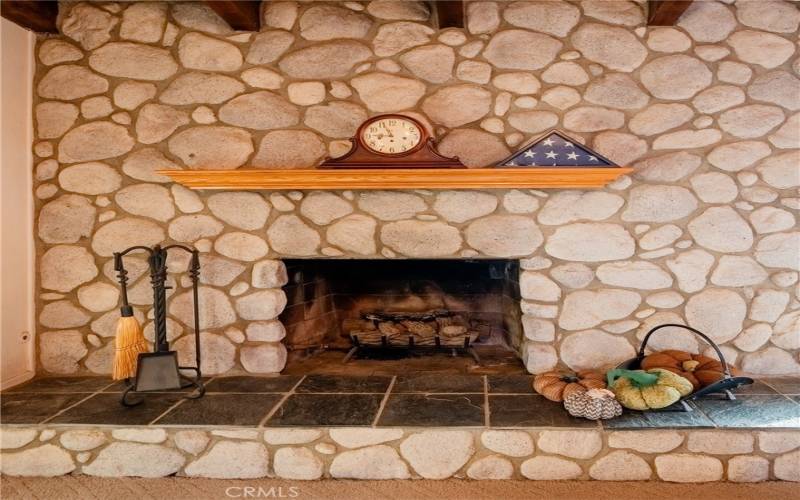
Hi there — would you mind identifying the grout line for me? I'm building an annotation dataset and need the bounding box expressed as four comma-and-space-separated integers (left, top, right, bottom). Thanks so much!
483, 375, 490, 428
372, 376, 396, 427
5, 380, 120, 397
98, 380, 119, 392
164, 391, 297, 395
7, 390, 107, 395
258, 375, 306, 427
39, 391, 103, 425
37, 381, 117, 424
37, 379, 120, 424
9, 390, 535, 396
295, 390, 487, 395
147, 375, 218, 425
149, 397, 189, 425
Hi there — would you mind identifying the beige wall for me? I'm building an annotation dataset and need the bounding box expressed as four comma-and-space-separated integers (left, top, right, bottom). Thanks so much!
1, 18, 36, 388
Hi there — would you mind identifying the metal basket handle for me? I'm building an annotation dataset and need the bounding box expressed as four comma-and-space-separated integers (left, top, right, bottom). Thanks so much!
639, 323, 732, 378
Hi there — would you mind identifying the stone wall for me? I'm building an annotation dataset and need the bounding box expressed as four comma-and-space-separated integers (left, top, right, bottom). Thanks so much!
32, 1, 799, 377
1, 426, 799, 481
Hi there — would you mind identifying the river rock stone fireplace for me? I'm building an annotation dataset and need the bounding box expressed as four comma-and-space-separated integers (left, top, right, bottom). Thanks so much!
4, 0, 800, 484
28, 0, 800, 381
39, 185, 800, 379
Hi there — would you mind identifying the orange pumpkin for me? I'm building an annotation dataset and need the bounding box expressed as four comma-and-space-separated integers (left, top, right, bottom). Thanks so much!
532, 370, 606, 402
641, 350, 731, 390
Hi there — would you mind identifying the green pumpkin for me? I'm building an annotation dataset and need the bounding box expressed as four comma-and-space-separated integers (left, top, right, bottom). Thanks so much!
607, 368, 694, 410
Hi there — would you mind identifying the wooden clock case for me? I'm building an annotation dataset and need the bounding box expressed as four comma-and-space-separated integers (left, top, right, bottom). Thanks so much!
320, 114, 466, 169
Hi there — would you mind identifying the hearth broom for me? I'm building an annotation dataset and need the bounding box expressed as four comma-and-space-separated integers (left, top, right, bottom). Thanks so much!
112, 252, 147, 380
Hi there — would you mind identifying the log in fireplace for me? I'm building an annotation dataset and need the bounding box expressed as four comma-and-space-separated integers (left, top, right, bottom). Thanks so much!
279, 259, 523, 369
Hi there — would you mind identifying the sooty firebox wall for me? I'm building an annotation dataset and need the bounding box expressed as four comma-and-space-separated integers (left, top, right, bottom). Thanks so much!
279, 259, 522, 356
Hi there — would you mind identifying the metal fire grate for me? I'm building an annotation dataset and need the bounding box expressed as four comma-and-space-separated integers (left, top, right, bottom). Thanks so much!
343, 309, 481, 364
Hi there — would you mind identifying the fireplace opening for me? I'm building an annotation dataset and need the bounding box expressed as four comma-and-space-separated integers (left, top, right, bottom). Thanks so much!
279, 259, 525, 375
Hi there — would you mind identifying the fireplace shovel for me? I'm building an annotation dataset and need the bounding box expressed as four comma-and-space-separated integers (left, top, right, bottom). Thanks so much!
134, 247, 181, 393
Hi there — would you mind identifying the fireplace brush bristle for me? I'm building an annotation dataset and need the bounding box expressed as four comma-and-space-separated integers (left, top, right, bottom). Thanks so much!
111, 252, 148, 381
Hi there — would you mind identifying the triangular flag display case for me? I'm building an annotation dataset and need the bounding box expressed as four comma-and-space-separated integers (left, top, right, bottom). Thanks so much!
160, 129, 631, 191
499, 130, 618, 168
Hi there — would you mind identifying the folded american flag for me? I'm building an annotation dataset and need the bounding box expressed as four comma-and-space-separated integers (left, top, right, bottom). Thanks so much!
499, 130, 616, 167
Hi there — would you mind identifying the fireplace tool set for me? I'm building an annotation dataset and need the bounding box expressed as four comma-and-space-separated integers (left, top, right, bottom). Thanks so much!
113, 244, 205, 406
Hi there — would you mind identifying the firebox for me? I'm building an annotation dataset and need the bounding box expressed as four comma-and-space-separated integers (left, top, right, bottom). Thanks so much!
279, 259, 523, 370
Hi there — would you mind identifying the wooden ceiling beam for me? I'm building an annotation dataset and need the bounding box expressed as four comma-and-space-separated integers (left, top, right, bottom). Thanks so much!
204, 1, 261, 31
433, 1, 464, 29
647, 0, 693, 26
1, 0, 58, 33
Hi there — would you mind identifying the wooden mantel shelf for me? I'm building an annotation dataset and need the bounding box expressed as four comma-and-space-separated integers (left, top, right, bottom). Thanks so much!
159, 167, 633, 191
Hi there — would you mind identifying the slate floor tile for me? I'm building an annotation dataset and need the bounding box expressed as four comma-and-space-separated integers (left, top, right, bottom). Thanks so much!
48, 393, 183, 425
154, 394, 283, 426
203, 376, 301, 393
378, 394, 485, 426
763, 378, 800, 395
6, 377, 112, 393
266, 394, 383, 426
102, 379, 206, 393
693, 395, 800, 428
1, 393, 89, 424
392, 374, 484, 393
294, 375, 391, 393
603, 401, 715, 429
487, 375, 534, 394
707, 379, 777, 396
488, 395, 596, 428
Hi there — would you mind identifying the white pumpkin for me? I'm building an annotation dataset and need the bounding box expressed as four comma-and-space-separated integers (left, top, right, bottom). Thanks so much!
563, 388, 623, 420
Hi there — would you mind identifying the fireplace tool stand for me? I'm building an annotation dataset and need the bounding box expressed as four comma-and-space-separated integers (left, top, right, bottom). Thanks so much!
115, 244, 205, 407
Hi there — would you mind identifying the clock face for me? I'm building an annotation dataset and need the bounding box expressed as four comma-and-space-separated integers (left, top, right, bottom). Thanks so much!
360, 117, 423, 155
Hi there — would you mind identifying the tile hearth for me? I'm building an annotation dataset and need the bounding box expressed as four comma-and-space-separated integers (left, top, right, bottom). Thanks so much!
3, 375, 798, 430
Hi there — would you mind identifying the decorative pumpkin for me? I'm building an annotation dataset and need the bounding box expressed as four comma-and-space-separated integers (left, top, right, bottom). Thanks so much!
607, 368, 694, 410
564, 388, 623, 420
641, 349, 730, 390
533, 370, 606, 402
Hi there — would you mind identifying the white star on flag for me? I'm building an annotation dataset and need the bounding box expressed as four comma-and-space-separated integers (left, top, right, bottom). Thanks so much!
545, 151, 558, 159
543, 138, 555, 146
524, 151, 535, 158
567, 152, 579, 160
